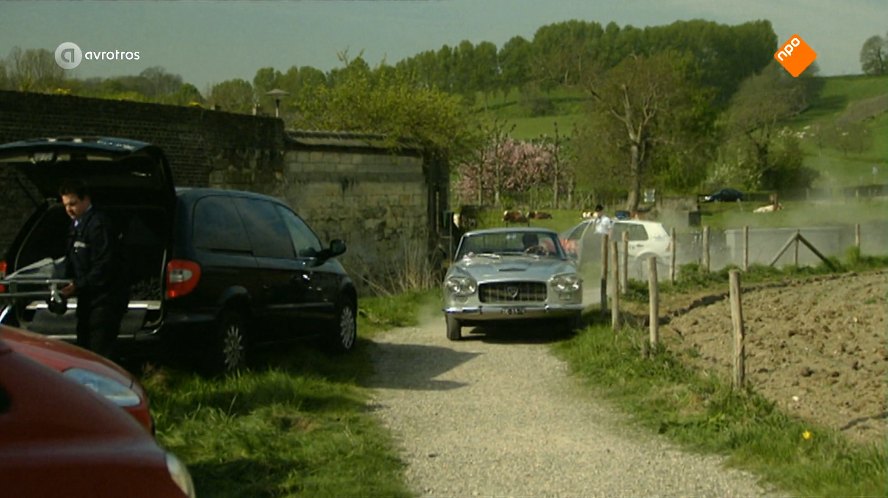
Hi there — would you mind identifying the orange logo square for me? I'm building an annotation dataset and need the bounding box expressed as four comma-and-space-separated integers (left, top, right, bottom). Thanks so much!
774, 34, 817, 77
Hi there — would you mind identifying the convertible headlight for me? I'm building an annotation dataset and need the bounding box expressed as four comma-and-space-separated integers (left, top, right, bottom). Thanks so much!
63, 368, 142, 408
444, 275, 477, 297
551, 273, 582, 294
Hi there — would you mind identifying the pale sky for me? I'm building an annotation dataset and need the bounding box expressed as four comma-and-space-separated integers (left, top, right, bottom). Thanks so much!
1, 0, 885, 93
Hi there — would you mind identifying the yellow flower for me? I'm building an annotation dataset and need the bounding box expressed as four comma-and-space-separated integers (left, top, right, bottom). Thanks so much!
802, 430, 813, 440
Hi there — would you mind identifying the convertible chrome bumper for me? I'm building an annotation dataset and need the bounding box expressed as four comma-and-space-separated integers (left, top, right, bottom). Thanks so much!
443, 303, 584, 321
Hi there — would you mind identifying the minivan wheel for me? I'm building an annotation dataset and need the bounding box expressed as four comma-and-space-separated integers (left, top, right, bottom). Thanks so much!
212, 310, 247, 372
329, 300, 357, 352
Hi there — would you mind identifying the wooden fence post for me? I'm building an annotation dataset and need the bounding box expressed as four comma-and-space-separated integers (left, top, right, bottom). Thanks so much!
648, 257, 659, 350
794, 229, 800, 267
670, 227, 677, 283
600, 233, 609, 315
743, 225, 749, 271
620, 231, 629, 294
855, 223, 861, 249
702, 226, 710, 272
611, 240, 620, 331
729, 270, 745, 390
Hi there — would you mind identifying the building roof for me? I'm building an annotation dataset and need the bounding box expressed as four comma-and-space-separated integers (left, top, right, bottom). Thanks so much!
285, 130, 421, 153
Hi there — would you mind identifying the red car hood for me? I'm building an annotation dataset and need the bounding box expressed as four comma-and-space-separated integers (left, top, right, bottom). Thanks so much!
0, 326, 136, 389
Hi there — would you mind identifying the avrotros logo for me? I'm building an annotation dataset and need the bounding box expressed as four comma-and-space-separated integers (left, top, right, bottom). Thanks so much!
54, 42, 141, 70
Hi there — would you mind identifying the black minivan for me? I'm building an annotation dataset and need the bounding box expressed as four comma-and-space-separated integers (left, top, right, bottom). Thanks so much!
0, 137, 357, 371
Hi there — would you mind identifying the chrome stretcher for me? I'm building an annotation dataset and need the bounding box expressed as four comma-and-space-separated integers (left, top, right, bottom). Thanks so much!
0, 258, 72, 316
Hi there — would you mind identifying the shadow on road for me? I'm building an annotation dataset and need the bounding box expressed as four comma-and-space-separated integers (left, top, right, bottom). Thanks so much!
363, 341, 480, 391
461, 322, 576, 345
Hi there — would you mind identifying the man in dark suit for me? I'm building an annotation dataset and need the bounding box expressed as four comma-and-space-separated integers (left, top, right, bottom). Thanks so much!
58, 180, 129, 358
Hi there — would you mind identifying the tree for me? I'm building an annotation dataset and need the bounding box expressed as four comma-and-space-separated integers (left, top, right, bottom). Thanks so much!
208, 79, 255, 113
722, 62, 815, 190
293, 61, 476, 168
167, 83, 204, 106
498, 36, 532, 96
455, 137, 562, 207
4, 47, 66, 92
860, 35, 887, 75
576, 51, 712, 213
253, 67, 283, 96
137, 66, 183, 100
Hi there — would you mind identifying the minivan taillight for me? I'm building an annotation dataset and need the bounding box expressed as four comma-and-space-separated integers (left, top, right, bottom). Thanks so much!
165, 260, 201, 299
0, 260, 7, 293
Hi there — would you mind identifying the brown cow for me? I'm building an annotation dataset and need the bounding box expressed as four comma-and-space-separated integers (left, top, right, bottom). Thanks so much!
527, 210, 553, 220
502, 210, 528, 224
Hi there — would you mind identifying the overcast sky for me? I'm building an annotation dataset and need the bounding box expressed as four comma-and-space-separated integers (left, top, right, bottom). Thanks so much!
2, 0, 885, 93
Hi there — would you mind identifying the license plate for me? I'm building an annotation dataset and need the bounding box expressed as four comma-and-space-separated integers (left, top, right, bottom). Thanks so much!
503, 307, 525, 315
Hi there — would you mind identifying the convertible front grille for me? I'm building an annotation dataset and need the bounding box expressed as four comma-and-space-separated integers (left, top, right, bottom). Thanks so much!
479, 281, 547, 303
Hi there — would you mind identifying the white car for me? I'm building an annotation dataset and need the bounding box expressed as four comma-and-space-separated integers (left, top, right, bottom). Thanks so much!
560, 219, 672, 277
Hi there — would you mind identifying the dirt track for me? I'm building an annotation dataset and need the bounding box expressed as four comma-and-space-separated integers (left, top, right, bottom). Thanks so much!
367, 315, 776, 497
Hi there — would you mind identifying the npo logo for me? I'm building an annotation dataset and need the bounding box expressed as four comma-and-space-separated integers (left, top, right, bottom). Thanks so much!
55, 42, 83, 70
774, 34, 817, 78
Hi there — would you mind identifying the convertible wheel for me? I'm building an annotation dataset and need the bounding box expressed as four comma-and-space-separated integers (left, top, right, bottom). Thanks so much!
445, 315, 462, 341
563, 313, 582, 335
328, 300, 357, 352
210, 309, 247, 373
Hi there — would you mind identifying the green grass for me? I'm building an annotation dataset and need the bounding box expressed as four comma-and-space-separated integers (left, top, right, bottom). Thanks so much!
552, 324, 888, 496
474, 87, 590, 140
698, 198, 888, 230
143, 341, 411, 498
357, 288, 441, 336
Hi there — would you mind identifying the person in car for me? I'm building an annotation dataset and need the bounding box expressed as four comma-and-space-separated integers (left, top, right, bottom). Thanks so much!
58, 180, 129, 358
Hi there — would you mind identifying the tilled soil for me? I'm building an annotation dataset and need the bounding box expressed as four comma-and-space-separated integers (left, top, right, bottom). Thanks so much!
659, 271, 887, 446
368, 317, 778, 497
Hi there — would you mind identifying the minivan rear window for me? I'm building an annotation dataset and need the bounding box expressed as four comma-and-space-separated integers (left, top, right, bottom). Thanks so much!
193, 197, 251, 253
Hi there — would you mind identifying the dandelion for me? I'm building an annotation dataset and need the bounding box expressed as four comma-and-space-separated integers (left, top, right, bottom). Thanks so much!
802, 430, 813, 440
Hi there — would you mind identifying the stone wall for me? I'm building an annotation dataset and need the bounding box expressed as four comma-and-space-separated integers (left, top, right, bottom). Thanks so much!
260, 136, 431, 289
0, 92, 445, 292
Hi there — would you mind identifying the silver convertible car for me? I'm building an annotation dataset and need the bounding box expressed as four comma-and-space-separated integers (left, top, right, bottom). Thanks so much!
442, 227, 584, 340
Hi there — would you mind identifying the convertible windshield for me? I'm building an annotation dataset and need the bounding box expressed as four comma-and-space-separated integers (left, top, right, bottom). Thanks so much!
456, 231, 564, 260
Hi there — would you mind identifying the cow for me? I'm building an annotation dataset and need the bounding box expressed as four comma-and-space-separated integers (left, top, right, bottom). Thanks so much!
502, 210, 528, 224
753, 203, 783, 213
527, 210, 553, 220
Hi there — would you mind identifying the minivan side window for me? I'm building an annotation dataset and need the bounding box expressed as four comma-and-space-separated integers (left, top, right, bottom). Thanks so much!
193, 196, 251, 253
276, 206, 323, 258
235, 198, 295, 259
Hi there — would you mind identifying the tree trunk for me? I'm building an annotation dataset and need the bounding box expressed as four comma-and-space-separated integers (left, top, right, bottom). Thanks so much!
626, 142, 642, 213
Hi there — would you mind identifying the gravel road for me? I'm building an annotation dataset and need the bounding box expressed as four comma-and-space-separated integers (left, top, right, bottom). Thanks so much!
367, 313, 778, 497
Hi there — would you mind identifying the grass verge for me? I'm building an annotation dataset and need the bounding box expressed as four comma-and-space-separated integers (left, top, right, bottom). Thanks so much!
143, 337, 412, 497
357, 288, 441, 337
552, 323, 887, 496
142, 288, 441, 498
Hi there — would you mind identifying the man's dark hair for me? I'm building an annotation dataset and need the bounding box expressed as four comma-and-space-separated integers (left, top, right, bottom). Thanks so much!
59, 179, 90, 199
594, 204, 604, 212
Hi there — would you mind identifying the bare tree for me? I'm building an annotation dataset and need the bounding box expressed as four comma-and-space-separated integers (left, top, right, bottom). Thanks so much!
5, 47, 66, 92
579, 52, 703, 213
